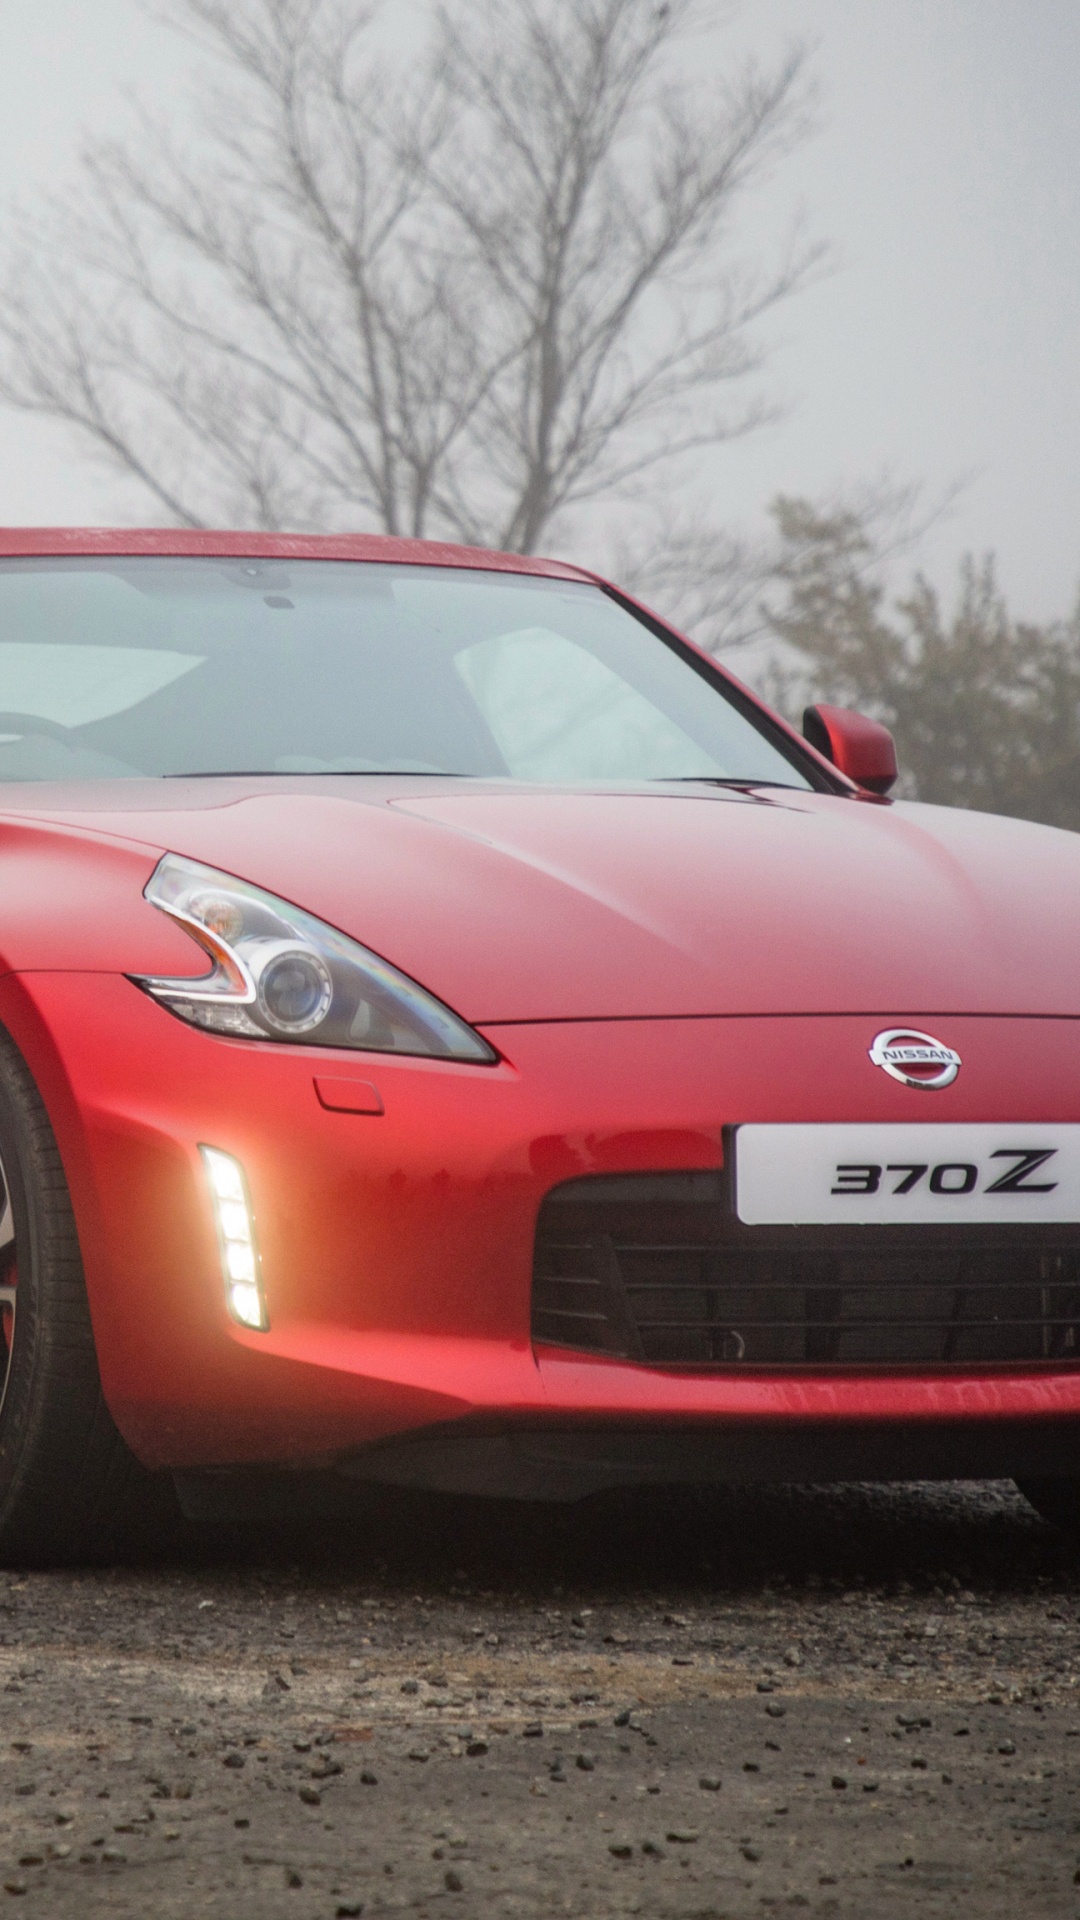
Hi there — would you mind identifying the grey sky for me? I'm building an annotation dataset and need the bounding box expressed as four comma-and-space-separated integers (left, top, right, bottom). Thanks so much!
0, 1, 1077, 619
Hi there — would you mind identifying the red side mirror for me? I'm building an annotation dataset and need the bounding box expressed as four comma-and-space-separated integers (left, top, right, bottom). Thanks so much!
802, 703, 898, 796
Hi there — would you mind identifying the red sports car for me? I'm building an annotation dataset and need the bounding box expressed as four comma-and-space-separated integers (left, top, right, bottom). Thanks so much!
0, 525, 1076, 1560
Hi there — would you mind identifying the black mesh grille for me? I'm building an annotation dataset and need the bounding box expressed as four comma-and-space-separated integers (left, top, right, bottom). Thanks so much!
532, 1172, 1080, 1370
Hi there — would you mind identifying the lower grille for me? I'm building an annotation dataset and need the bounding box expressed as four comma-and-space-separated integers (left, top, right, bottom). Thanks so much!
532, 1172, 1080, 1370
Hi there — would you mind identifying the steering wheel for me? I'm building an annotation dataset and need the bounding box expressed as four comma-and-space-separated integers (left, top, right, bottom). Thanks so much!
0, 713, 79, 742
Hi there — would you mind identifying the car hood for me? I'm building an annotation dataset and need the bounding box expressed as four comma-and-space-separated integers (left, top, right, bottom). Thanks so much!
14, 779, 1080, 1020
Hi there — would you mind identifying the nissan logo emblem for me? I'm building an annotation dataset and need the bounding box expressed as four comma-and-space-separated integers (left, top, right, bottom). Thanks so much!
869, 1028, 962, 1090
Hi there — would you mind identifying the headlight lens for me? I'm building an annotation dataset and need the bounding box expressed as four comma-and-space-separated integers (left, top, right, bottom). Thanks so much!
131, 853, 497, 1062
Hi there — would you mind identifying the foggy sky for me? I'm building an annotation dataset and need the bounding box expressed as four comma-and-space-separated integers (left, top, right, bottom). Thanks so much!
0, 0, 1077, 620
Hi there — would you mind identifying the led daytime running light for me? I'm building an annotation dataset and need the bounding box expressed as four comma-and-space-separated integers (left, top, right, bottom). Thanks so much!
201, 1145, 267, 1332
152, 901, 256, 1005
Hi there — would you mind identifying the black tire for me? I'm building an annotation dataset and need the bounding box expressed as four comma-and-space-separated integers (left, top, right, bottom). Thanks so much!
1016, 1478, 1080, 1538
0, 1028, 177, 1564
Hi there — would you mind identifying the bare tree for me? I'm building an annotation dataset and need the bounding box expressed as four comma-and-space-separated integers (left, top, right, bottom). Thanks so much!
611, 507, 780, 652
0, 0, 818, 546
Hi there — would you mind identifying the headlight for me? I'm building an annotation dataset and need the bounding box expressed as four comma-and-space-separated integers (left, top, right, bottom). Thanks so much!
131, 853, 497, 1062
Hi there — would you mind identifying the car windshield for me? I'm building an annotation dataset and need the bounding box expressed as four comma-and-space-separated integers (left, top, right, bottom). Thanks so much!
0, 557, 813, 787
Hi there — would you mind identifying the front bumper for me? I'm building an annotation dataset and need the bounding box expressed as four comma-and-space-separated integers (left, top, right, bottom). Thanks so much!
9, 970, 1080, 1480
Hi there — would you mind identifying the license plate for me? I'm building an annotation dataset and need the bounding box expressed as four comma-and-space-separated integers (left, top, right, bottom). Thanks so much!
734, 1124, 1080, 1226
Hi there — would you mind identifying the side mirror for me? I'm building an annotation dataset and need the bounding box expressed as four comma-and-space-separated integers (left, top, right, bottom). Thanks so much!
802, 703, 898, 796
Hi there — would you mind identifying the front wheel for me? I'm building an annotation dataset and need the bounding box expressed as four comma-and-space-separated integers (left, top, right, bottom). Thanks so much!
0, 1030, 175, 1564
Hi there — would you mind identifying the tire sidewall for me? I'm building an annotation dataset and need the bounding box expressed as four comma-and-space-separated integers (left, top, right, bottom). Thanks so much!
0, 1047, 51, 1514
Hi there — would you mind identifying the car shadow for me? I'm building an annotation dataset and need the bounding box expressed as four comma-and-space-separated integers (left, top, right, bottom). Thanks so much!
164, 1477, 1074, 1596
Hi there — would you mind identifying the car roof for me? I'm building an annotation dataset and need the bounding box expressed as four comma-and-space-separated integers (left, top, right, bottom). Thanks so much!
0, 526, 592, 581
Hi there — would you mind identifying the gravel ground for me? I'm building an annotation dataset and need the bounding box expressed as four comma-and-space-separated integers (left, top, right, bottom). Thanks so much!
0, 1479, 1077, 1917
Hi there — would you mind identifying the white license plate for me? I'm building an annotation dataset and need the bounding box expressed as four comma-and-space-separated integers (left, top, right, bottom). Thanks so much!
734, 1124, 1080, 1226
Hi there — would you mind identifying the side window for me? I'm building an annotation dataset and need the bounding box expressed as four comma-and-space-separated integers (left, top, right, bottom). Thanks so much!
454, 628, 721, 781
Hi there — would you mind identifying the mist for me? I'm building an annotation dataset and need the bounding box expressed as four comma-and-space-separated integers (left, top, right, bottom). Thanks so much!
0, 0, 1077, 621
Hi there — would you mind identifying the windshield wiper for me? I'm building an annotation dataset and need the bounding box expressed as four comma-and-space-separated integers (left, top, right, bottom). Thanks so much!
657, 776, 805, 790
165, 760, 470, 768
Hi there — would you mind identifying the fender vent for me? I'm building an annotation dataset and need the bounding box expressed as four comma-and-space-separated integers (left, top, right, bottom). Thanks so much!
532, 1173, 1080, 1370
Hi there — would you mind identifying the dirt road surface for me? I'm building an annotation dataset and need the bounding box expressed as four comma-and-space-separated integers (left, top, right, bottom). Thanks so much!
0, 1479, 1076, 1917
